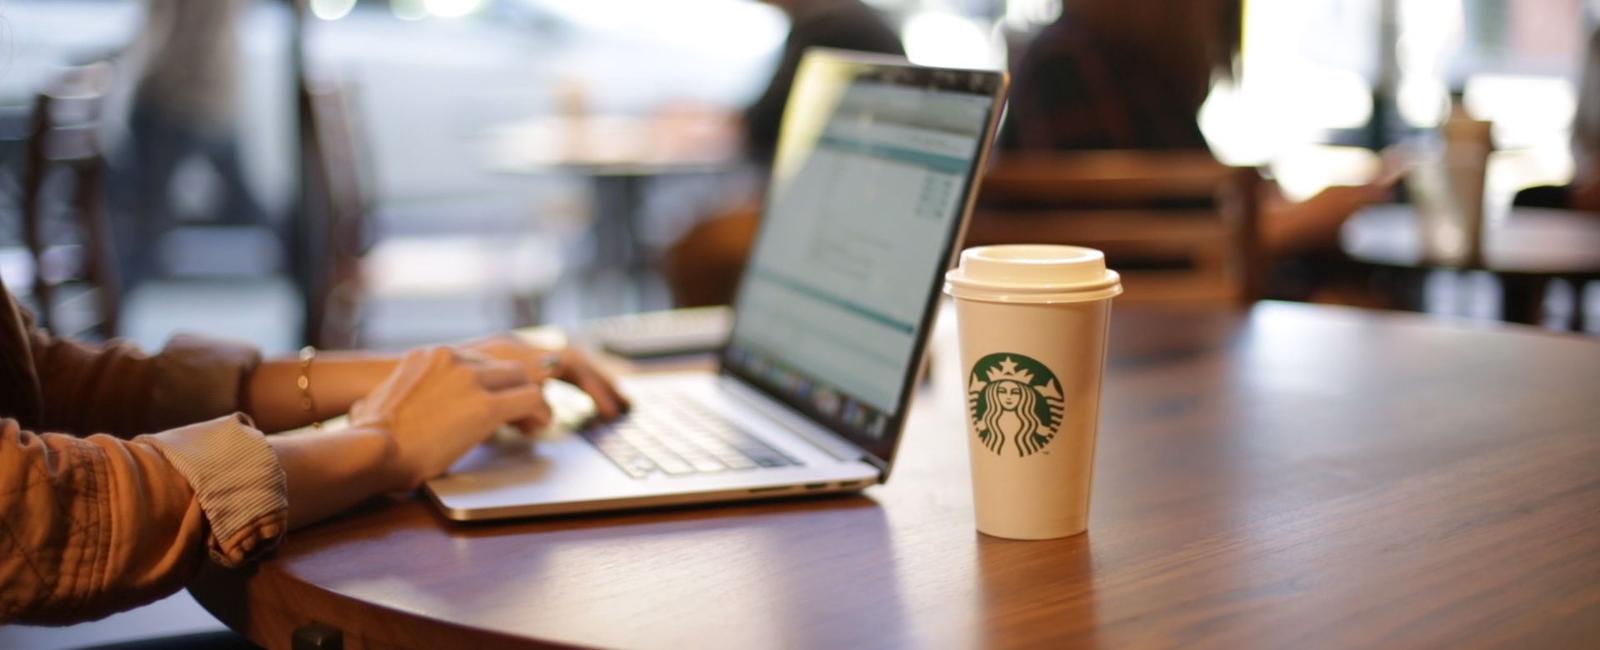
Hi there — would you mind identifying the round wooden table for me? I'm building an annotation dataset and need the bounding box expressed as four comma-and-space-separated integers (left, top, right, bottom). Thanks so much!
191, 302, 1600, 649
1340, 204, 1600, 328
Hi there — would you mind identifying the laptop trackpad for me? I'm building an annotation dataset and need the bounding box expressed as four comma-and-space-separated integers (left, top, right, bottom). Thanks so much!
434, 430, 617, 492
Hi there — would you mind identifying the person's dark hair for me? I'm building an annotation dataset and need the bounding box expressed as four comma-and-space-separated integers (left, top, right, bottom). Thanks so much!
1060, 0, 1242, 112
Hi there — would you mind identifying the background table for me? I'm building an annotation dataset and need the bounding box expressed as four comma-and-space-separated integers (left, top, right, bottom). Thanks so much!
1341, 204, 1600, 328
480, 112, 743, 316
192, 303, 1600, 649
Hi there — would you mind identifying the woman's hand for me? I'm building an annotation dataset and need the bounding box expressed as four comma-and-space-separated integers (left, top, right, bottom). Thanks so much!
349, 346, 550, 492
463, 335, 630, 420
245, 332, 629, 434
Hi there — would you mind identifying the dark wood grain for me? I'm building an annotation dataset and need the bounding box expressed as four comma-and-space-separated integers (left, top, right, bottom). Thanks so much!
191, 303, 1600, 649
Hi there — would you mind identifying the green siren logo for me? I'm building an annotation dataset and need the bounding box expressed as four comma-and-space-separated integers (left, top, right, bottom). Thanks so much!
967, 353, 1065, 457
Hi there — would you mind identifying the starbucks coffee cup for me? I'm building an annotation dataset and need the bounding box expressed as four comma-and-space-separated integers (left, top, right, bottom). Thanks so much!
943, 245, 1122, 540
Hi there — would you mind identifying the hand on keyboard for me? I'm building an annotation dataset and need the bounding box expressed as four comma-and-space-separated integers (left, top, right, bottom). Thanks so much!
461, 334, 630, 420
537, 379, 601, 439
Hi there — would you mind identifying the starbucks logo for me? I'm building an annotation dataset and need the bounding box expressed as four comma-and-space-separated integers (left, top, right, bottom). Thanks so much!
967, 353, 1065, 457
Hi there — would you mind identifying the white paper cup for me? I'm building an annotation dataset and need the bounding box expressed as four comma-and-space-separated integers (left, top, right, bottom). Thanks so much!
944, 245, 1121, 540
1442, 116, 1492, 267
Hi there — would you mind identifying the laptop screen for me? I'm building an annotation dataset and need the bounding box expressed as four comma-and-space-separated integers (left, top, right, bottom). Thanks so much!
722, 51, 1003, 466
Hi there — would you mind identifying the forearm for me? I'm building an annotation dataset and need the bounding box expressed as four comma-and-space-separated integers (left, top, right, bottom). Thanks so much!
269, 427, 399, 530
2, 420, 204, 624
246, 352, 398, 432
1, 415, 287, 624
26, 321, 261, 437
1261, 185, 1382, 258
1571, 148, 1600, 210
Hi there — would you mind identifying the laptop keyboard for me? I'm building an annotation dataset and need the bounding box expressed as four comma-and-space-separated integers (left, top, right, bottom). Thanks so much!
580, 397, 801, 479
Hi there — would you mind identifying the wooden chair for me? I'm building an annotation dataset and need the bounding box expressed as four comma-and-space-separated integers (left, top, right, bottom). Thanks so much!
299, 80, 556, 348
967, 151, 1262, 306
664, 203, 760, 308
299, 79, 371, 348
19, 62, 120, 339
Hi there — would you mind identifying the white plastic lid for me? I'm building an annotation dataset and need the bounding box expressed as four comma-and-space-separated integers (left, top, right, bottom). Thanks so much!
943, 245, 1122, 304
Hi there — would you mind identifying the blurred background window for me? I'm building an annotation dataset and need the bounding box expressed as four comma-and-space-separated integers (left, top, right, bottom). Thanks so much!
1192, 0, 1594, 203
0, 0, 1595, 357
1, 1, 1595, 343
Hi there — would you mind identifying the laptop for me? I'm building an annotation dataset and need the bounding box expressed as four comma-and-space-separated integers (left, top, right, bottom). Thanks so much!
425, 50, 1007, 521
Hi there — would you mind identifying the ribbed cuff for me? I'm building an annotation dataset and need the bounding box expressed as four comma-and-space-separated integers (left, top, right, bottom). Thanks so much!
140, 413, 287, 568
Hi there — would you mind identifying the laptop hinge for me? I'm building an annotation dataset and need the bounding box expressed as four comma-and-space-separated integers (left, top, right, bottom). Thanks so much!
717, 376, 881, 471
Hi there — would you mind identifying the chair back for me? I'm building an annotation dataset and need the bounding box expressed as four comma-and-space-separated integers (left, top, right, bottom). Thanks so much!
20, 62, 119, 338
299, 79, 372, 348
969, 151, 1261, 305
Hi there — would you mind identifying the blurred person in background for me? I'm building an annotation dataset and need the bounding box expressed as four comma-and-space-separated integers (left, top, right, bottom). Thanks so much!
116, 0, 273, 292
665, 0, 905, 307
999, 0, 1402, 301
743, 0, 905, 165
0, 274, 626, 624
1514, 26, 1600, 212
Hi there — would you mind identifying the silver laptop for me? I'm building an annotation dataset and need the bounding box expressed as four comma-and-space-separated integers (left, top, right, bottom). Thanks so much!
426, 50, 1007, 521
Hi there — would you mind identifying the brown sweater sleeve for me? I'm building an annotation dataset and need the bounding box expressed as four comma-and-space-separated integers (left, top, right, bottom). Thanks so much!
28, 321, 262, 438
0, 414, 286, 625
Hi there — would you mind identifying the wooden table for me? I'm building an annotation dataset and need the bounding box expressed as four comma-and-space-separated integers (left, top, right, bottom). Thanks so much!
1340, 204, 1600, 328
191, 302, 1600, 649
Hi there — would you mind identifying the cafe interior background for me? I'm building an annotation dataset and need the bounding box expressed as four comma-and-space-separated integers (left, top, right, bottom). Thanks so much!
0, 0, 1595, 645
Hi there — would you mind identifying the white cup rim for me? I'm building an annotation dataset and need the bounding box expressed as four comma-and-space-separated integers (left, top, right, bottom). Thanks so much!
943, 244, 1123, 304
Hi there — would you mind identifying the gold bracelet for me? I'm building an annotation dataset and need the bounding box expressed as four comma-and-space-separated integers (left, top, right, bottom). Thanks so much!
297, 345, 321, 429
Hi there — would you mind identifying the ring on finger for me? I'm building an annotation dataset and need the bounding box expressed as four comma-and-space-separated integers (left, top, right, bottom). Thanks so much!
539, 352, 563, 374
